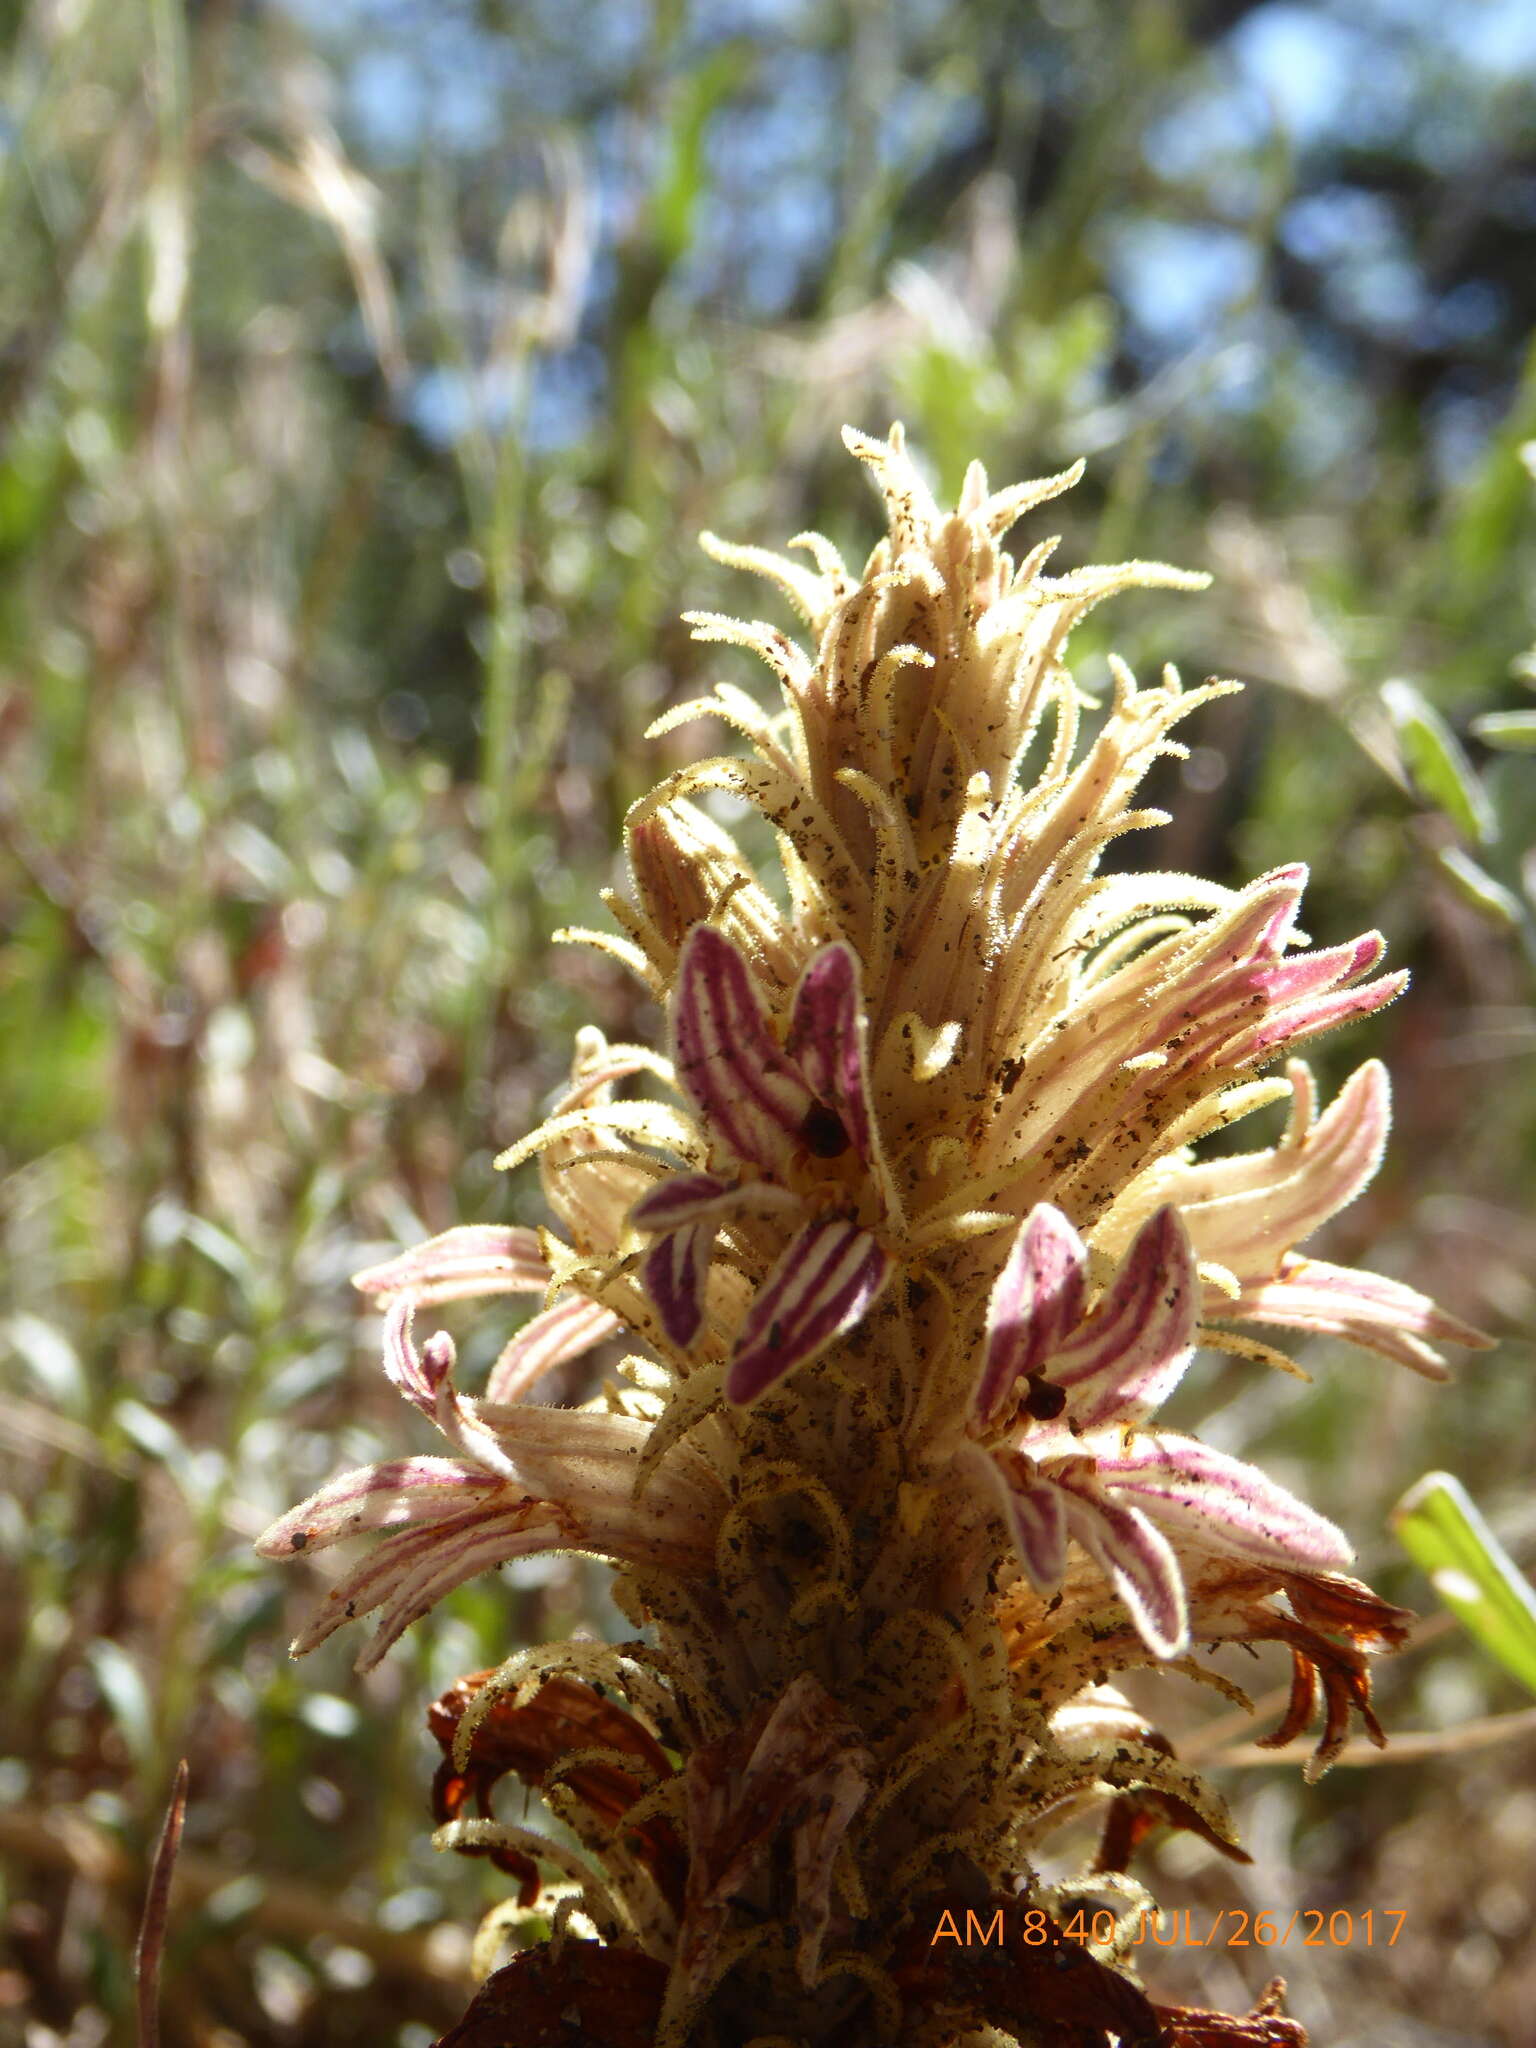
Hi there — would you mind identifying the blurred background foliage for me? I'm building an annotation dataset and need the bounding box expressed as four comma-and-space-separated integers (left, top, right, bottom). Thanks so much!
0, 0, 1533, 2042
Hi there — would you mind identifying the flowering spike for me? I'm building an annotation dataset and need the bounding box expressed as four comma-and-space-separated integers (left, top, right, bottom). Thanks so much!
263, 427, 1490, 2046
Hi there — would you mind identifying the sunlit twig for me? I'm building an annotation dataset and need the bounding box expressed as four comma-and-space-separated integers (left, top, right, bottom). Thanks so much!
134, 1758, 188, 2048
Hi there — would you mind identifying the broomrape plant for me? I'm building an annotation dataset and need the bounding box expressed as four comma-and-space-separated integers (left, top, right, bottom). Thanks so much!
261, 428, 1486, 2048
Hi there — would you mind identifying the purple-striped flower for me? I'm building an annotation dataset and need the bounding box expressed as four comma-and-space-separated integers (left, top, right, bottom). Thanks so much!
256, 1234, 714, 1669
628, 924, 896, 1405
964, 1203, 1350, 1657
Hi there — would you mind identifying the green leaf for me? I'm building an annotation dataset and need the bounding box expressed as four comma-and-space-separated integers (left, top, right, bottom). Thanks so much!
1445, 346, 1536, 594
1392, 1471, 1536, 1697
1435, 847, 1524, 929
180, 1214, 257, 1297
1381, 679, 1496, 846
653, 45, 754, 267
1470, 710, 1536, 751
84, 1638, 156, 1773
3, 1313, 87, 1417
114, 1398, 224, 1508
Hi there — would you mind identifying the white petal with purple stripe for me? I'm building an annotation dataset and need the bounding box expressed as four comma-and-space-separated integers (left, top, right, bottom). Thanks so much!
484, 1296, 621, 1404
786, 943, 877, 1163
726, 1218, 892, 1405
643, 1222, 715, 1349
353, 1224, 548, 1305
255, 1457, 511, 1557
1053, 1462, 1188, 1658
974, 1204, 1087, 1426
965, 1446, 1070, 1593
1054, 1205, 1197, 1426
671, 925, 816, 1174
1091, 1431, 1353, 1571
629, 1171, 742, 1232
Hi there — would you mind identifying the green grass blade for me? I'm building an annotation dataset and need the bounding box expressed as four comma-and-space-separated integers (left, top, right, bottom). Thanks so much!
1392, 1471, 1536, 1696
1470, 710, 1536, 751
1435, 847, 1525, 929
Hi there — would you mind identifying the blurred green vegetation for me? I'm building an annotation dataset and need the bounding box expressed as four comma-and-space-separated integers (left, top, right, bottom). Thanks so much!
0, 1, 1532, 2043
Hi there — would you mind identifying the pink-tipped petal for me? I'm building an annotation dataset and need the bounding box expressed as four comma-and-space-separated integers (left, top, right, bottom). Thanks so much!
726, 1219, 892, 1406
1229, 1255, 1489, 1379
484, 1296, 622, 1404
1053, 1206, 1197, 1426
974, 1205, 1087, 1427
1092, 1432, 1353, 1571
1054, 1464, 1189, 1658
1251, 930, 1385, 1008
1236, 969, 1408, 1061
1236, 864, 1310, 958
1161, 1062, 1390, 1288
643, 1223, 714, 1349
255, 1457, 508, 1558
1199, 869, 1308, 979
353, 1507, 568, 1672
786, 942, 877, 1163
344, 1503, 567, 1671
285, 1516, 461, 1654
671, 925, 817, 1173
282, 1493, 558, 1658
353, 1225, 548, 1305
1251, 863, 1308, 953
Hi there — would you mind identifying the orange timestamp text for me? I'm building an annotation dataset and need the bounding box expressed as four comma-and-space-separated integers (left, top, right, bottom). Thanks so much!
930, 1906, 1408, 1951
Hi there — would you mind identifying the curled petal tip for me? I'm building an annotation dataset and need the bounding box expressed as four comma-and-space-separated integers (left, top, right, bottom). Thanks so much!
419, 1332, 455, 1393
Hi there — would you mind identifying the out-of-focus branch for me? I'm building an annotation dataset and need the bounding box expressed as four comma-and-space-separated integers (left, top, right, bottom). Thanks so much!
0, 1805, 472, 1988
1208, 1702, 1536, 1770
